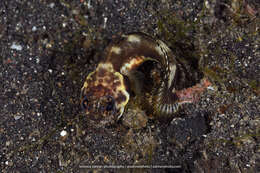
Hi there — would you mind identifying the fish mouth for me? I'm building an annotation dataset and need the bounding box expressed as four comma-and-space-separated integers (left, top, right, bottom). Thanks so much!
81, 94, 117, 118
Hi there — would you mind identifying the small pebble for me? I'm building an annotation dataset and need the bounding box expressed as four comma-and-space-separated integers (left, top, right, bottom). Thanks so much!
32, 26, 37, 31
49, 3, 55, 8
48, 69, 53, 73
60, 130, 67, 137
207, 86, 214, 90
6, 141, 10, 146
14, 115, 21, 120
10, 43, 22, 51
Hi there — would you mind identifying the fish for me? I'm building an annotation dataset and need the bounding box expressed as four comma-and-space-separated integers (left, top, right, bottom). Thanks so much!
80, 32, 211, 121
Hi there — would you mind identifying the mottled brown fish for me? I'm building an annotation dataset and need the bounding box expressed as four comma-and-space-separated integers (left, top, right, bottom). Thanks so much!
81, 33, 211, 122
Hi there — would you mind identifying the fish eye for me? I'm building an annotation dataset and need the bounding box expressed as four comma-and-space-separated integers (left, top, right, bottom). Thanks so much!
106, 101, 114, 111
105, 96, 115, 111
81, 96, 89, 110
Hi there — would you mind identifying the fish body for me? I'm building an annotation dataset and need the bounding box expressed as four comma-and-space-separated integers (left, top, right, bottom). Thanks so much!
81, 33, 210, 121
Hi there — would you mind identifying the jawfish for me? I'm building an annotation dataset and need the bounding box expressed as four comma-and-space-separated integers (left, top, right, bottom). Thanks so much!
81, 33, 211, 122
